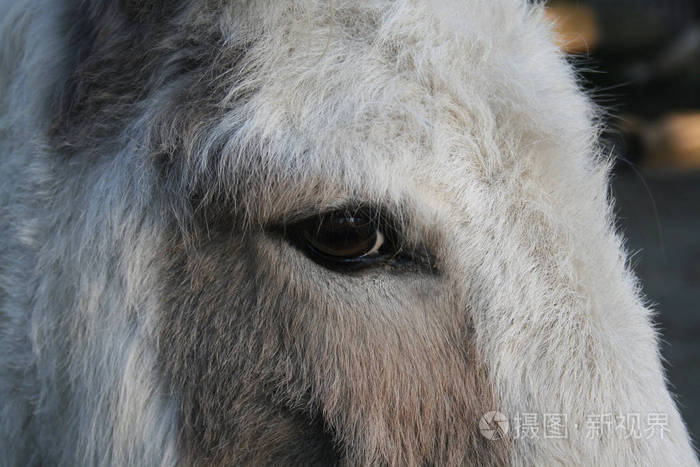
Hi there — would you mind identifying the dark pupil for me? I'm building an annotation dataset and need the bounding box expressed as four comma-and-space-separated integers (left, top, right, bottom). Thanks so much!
304, 214, 377, 259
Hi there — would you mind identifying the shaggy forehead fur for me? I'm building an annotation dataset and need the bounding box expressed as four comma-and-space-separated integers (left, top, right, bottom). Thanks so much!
0, 0, 698, 466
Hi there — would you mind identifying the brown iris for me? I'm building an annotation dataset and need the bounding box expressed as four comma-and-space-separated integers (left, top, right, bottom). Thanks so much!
282, 208, 392, 271
302, 212, 383, 260
283, 207, 435, 273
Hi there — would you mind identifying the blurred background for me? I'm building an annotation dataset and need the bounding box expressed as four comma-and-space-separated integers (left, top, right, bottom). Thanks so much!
546, 0, 700, 450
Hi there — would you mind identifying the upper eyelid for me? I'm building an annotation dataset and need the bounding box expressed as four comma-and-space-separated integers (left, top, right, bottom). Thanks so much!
266, 204, 400, 231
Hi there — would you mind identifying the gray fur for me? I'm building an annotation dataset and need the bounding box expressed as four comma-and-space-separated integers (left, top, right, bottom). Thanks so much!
0, 0, 697, 465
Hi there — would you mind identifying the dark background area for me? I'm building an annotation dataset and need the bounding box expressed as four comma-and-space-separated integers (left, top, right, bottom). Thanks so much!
548, 0, 700, 449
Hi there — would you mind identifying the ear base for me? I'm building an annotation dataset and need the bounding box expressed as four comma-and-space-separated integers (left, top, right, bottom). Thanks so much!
51, 0, 184, 153
117, 0, 184, 23
74, 0, 182, 26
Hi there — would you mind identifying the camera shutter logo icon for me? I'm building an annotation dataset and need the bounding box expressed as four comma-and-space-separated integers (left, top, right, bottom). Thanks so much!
479, 411, 509, 440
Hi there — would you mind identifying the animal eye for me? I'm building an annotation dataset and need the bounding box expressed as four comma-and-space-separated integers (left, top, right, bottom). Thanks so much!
304, 213, 383, 258
286, 209, 395, 271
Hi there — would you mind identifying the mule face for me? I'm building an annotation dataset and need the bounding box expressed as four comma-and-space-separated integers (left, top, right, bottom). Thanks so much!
0, 0, 697, 466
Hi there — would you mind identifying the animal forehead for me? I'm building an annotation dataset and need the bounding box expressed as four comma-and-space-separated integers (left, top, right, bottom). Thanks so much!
206, 3, 538, 177
167, 0, 588, 227
235, 0, 534, 141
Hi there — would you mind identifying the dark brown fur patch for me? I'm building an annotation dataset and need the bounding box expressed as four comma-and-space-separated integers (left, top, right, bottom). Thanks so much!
50, 1, 225, 154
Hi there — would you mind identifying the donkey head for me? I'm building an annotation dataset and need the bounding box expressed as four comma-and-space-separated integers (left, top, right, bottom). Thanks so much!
0, 0, 696, 465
